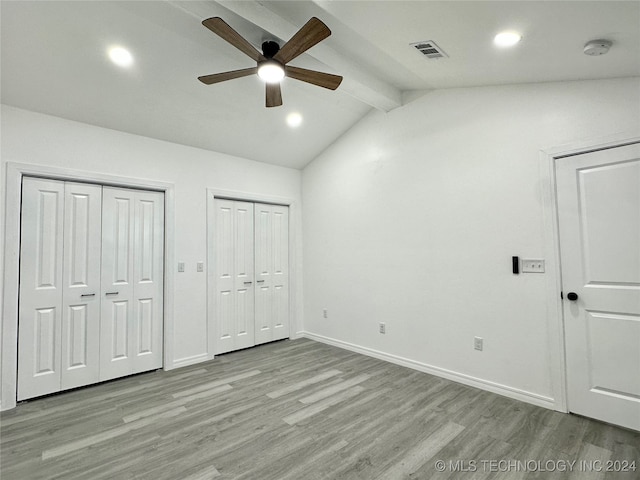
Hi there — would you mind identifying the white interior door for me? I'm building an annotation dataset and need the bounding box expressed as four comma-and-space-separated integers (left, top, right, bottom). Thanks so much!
214, 199, 255, 354
18, 178, 65, 400
255, 204, 289, 346
557, 142, 640, 431
100, 187, 136, 380
213, 199, 289, 354
100, 187, 164, 380
131, 189, 164, 373
61, 182, 102, 390
19, 180, 164, 399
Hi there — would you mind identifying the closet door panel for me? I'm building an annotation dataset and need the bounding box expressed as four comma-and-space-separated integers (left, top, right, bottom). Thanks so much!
254, 204, 289, 345
254, 205, 273, 345
131, 190, 164, 373
61, 182, 102, 390
254, 282, 271, 345
18, 178, 65, 400
234, 202, 255, 349
215, 199, 235, 353
271, 205, 289, 341
100, 187, 136, 380
214, 200, 254, 354
254, 205, 272, 286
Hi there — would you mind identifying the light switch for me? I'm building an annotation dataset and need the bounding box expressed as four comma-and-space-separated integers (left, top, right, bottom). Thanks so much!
521, 259, 545, 273
178, 262, 185, 272
197, 262, 204, 273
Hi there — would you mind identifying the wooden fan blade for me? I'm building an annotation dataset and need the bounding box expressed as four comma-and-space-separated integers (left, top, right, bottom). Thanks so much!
266, 83, 283, 108
202, 17, 265, 62
285, 66, 342, 90
273, 17, 330, 64
198, 67, 257, 85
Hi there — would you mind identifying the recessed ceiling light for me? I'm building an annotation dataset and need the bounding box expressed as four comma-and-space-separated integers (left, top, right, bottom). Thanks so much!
108, 46, 133, 67
286, 112, 303, 128
494, 31, 522, 48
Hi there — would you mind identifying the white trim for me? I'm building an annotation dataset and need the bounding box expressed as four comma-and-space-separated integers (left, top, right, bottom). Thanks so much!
301, 331, 556, 410
207, 188, 295, 207
1, 162, 176, 411
172, 353, 211, 369
206, 188, 299, 358
539, 133, 640, 416
538, 149, 569, 413
542, 131, 640, 158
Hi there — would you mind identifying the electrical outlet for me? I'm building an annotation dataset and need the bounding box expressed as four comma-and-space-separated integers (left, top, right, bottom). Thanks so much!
474, 336, 483, 351
323, 309, 328, 319
521, 259, 545, 273
379, 322, 386, 334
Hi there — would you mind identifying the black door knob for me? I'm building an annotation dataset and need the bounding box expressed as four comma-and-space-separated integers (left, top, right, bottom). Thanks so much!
567, 292, 579, 301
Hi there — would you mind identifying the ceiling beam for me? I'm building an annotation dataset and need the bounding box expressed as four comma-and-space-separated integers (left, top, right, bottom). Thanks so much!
212, 0, 402, 112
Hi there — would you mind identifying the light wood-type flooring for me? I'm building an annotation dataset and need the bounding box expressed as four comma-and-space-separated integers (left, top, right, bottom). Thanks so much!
1, 338, 638, 479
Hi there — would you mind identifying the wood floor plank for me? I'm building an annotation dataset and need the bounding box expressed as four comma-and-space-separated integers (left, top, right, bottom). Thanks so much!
569, 443, 612, 480
266, 368, 343, 398
282, 385, 365, 425
41, 407, 187, 460
374, 421, 466, 479
180, 465, 221, 480
121, 400, 187, 423
299, 373, 371, 404
172, 370, 261, 398
2, 338, 639, 480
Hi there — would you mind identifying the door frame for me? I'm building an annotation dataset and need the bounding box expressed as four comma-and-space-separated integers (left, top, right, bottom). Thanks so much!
206, 188, 299, 358
2, 161, 176, 411
540, 133, 640, 414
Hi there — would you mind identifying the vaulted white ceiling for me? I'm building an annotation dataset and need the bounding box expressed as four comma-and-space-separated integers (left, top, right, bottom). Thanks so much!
2, 1, 638, 169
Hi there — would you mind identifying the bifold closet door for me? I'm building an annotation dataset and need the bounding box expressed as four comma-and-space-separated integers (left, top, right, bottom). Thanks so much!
254, 204, 289, 345
61, 182, 103, 390
18, 179, 102, 400
214, 199, 255, 354
100, 187, 164, 381
18, 181, 164, 399
213, 199, 289, 354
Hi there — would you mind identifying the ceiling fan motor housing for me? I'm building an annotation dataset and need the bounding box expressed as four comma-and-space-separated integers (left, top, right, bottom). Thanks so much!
262, 41, 280, 59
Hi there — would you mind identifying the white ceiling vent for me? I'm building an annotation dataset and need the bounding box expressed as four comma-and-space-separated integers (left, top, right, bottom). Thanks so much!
410, 40, 448, 59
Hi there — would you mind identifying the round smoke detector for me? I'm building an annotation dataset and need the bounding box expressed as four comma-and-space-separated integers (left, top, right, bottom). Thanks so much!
584, 39, 612, 56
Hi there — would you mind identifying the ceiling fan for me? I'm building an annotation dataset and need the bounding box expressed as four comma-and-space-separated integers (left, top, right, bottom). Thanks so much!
198, 17, 343, 107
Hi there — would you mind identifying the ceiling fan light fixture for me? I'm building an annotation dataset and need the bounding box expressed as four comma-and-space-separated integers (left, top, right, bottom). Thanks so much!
199, 17, 342, 107
258, 61, 285, 83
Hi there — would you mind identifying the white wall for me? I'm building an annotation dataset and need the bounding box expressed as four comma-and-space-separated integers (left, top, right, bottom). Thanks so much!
1, 105, 303, 408
301, 77, 640, 407
3, 77, 639, 412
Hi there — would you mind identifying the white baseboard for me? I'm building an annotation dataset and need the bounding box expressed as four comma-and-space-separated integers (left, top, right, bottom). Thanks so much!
300, 331, 556, 410
171, 353, 211, 369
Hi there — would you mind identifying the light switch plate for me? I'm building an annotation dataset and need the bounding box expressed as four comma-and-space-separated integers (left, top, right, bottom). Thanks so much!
197, 262, 204, 272
521, 259, 545, 273
178, 262, 185, 272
